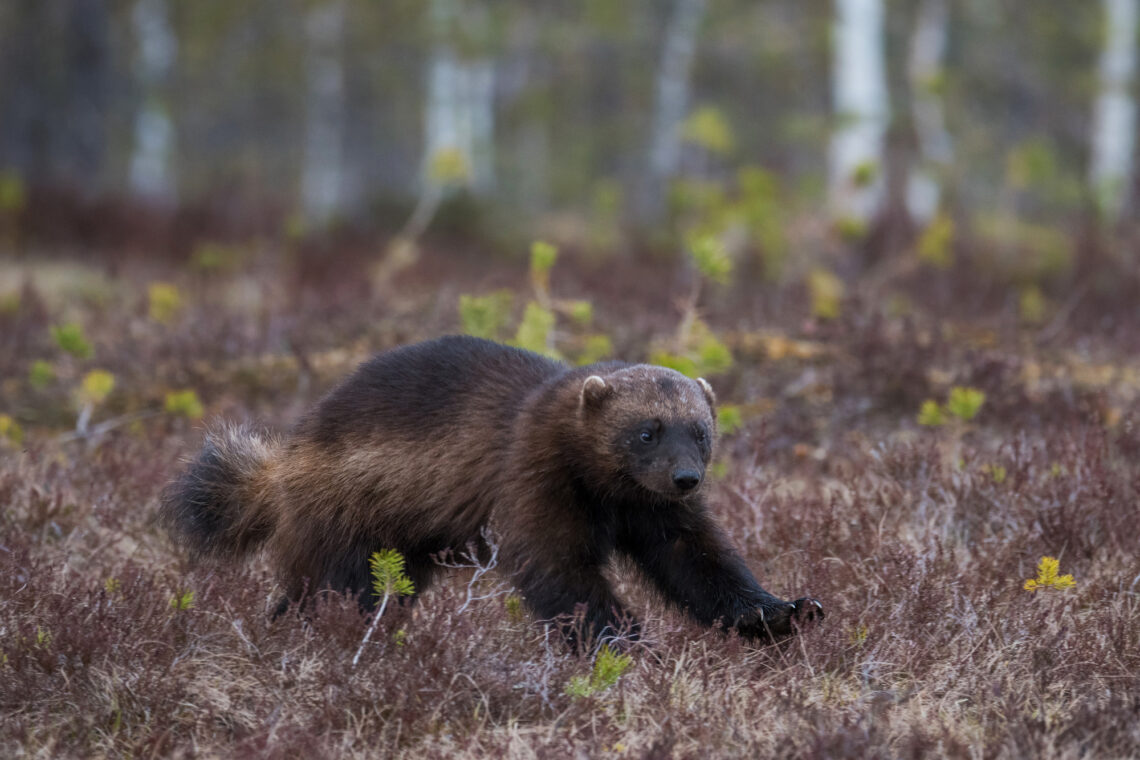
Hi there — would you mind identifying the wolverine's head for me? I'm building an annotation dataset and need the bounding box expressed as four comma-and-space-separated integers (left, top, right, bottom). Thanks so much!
577, 365, 717, 499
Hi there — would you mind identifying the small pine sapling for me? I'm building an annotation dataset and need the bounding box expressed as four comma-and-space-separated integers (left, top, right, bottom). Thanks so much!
352, 549, 416, 668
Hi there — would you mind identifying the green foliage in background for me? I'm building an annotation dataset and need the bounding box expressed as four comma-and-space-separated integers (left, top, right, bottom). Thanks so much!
513, 302, 558, 357
0, 169, 27, 214
850, 160, 878, 188
946, 387, 986, 422
0, 290, 19, 315
682, 106, 735, 156
28, 360, 56, 389
459, 290, 514, 341
529, 240, 558, 298
575, 334, 613, 366
1019, 285, 1048, 324
736, 166, 789, 280
917, 213, 954, 270
689, 234, 731, 285
670, 167, 789, 282
0, 414, 24, 446
716, 404, 743, 434
51, 323, 93, 360
148, 283, 183, 325
974, 214, 1073, 282
919, 387, 986, 427
164, 390, 204, 420
459, 241, 609, 365
190, 242, 244, 273
651, 319, 733, 379
917, 400, 946, 427
808, 268, 844, 320
169, 590, 195, 611
428, 147, 471, 187
78, 370, 115, 406
834, 215, 868, 243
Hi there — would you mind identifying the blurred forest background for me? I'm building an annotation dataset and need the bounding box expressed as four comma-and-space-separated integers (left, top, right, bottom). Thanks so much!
2, 0, 1139, 263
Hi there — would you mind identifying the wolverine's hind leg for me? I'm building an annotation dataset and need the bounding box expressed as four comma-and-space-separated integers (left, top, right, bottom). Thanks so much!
320, 542, 440, 611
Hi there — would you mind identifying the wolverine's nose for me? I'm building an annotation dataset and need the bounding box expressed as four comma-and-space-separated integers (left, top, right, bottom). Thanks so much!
672, 469, 701, 492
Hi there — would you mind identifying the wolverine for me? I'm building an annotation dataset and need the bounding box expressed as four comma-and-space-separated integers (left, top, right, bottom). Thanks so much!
161, 335, 821, 641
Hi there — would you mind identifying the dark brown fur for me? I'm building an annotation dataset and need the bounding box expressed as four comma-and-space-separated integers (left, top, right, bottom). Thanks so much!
161, 336, 821, 642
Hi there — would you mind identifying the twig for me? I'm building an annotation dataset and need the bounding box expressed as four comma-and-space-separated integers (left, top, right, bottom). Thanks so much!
58, 410, 160, 444
1035, 279, 1091, 345
435, 527, 514, 613
352, 589, 394, 669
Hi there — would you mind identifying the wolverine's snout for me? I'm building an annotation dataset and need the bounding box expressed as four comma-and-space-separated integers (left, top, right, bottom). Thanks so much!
672, 468, 701, 492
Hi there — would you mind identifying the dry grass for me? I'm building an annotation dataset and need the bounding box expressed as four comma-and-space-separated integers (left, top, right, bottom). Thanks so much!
1, 244, 1139, 759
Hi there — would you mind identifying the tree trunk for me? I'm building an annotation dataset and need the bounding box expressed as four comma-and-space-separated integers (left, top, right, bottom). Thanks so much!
128, 0, 177, 202
640, 0, 707, 223
829, 0, 889, 224
301, 0, 347, 224
906, 0, 952, 224
423, 0, 495, 194
66, 0, 110, 192
1090, 0, 1138, 223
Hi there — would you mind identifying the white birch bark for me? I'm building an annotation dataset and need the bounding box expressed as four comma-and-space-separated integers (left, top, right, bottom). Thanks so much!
906, 0, 953, 223
128, 0, 177, 202
646, 0, 707, 206
829, 0, 889, 223
301, 0, 346, 223
423, 0, 495, 193
1090, 0, 1138, 222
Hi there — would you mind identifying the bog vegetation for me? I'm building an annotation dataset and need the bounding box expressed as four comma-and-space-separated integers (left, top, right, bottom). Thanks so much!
1, 199, 1139, 758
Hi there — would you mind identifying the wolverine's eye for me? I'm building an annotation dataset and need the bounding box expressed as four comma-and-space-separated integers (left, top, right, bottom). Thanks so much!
695, 428, 707, 443
639, 430, 654, 443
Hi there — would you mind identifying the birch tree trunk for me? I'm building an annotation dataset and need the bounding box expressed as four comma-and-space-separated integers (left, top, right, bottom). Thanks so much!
423, 0, 495, 194
906, 0, 953, 224
829, 0, 889, 224
1090, 0, 1138, 223
301, 0, 347, 224
641, 0, 707, 222
67, 0, 110, 192
128, 0, 176, 202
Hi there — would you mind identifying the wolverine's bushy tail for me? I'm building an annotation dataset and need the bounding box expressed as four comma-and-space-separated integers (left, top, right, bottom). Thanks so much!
160, 424, 280, 560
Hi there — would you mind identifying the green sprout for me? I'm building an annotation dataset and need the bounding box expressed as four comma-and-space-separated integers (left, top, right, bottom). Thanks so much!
51, 323, 93, 360
148, 282, 183, 325
945, 387, 985, 422
917, 400, 946, 427
565, 645, 633, 699
165, 389, 205, 420
513, 302, 558, 358
459, 290, 514, 341
1023, 556, 1075, 592
170, 590, 195, 611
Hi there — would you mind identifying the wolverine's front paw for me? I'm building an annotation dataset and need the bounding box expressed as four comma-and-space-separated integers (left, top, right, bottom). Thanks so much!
789, 597, 824, 627
747, 597, 824, 639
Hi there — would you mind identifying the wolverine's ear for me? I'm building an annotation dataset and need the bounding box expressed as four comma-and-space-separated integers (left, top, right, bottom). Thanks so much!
696, 377, 717, 410
580, 375, 614, 409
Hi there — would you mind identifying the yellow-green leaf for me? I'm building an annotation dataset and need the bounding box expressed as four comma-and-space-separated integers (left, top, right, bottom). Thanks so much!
79, 370, 115, 406
917, 400, 945, 427
52, 323, 93, 359
808, 268, 844, 320
681, 106, 735, 155
1023, 556, 1075, 591
164, 389, 204, 420
946, 386, 985, 422
148, 282, 183, 325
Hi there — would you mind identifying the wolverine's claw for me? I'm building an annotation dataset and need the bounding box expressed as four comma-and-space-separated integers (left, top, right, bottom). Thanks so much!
789, 597, 824, 625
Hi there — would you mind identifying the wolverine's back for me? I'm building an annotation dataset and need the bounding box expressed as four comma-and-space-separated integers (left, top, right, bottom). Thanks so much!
296, 335, 563, 447
268, 336, 567, 596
